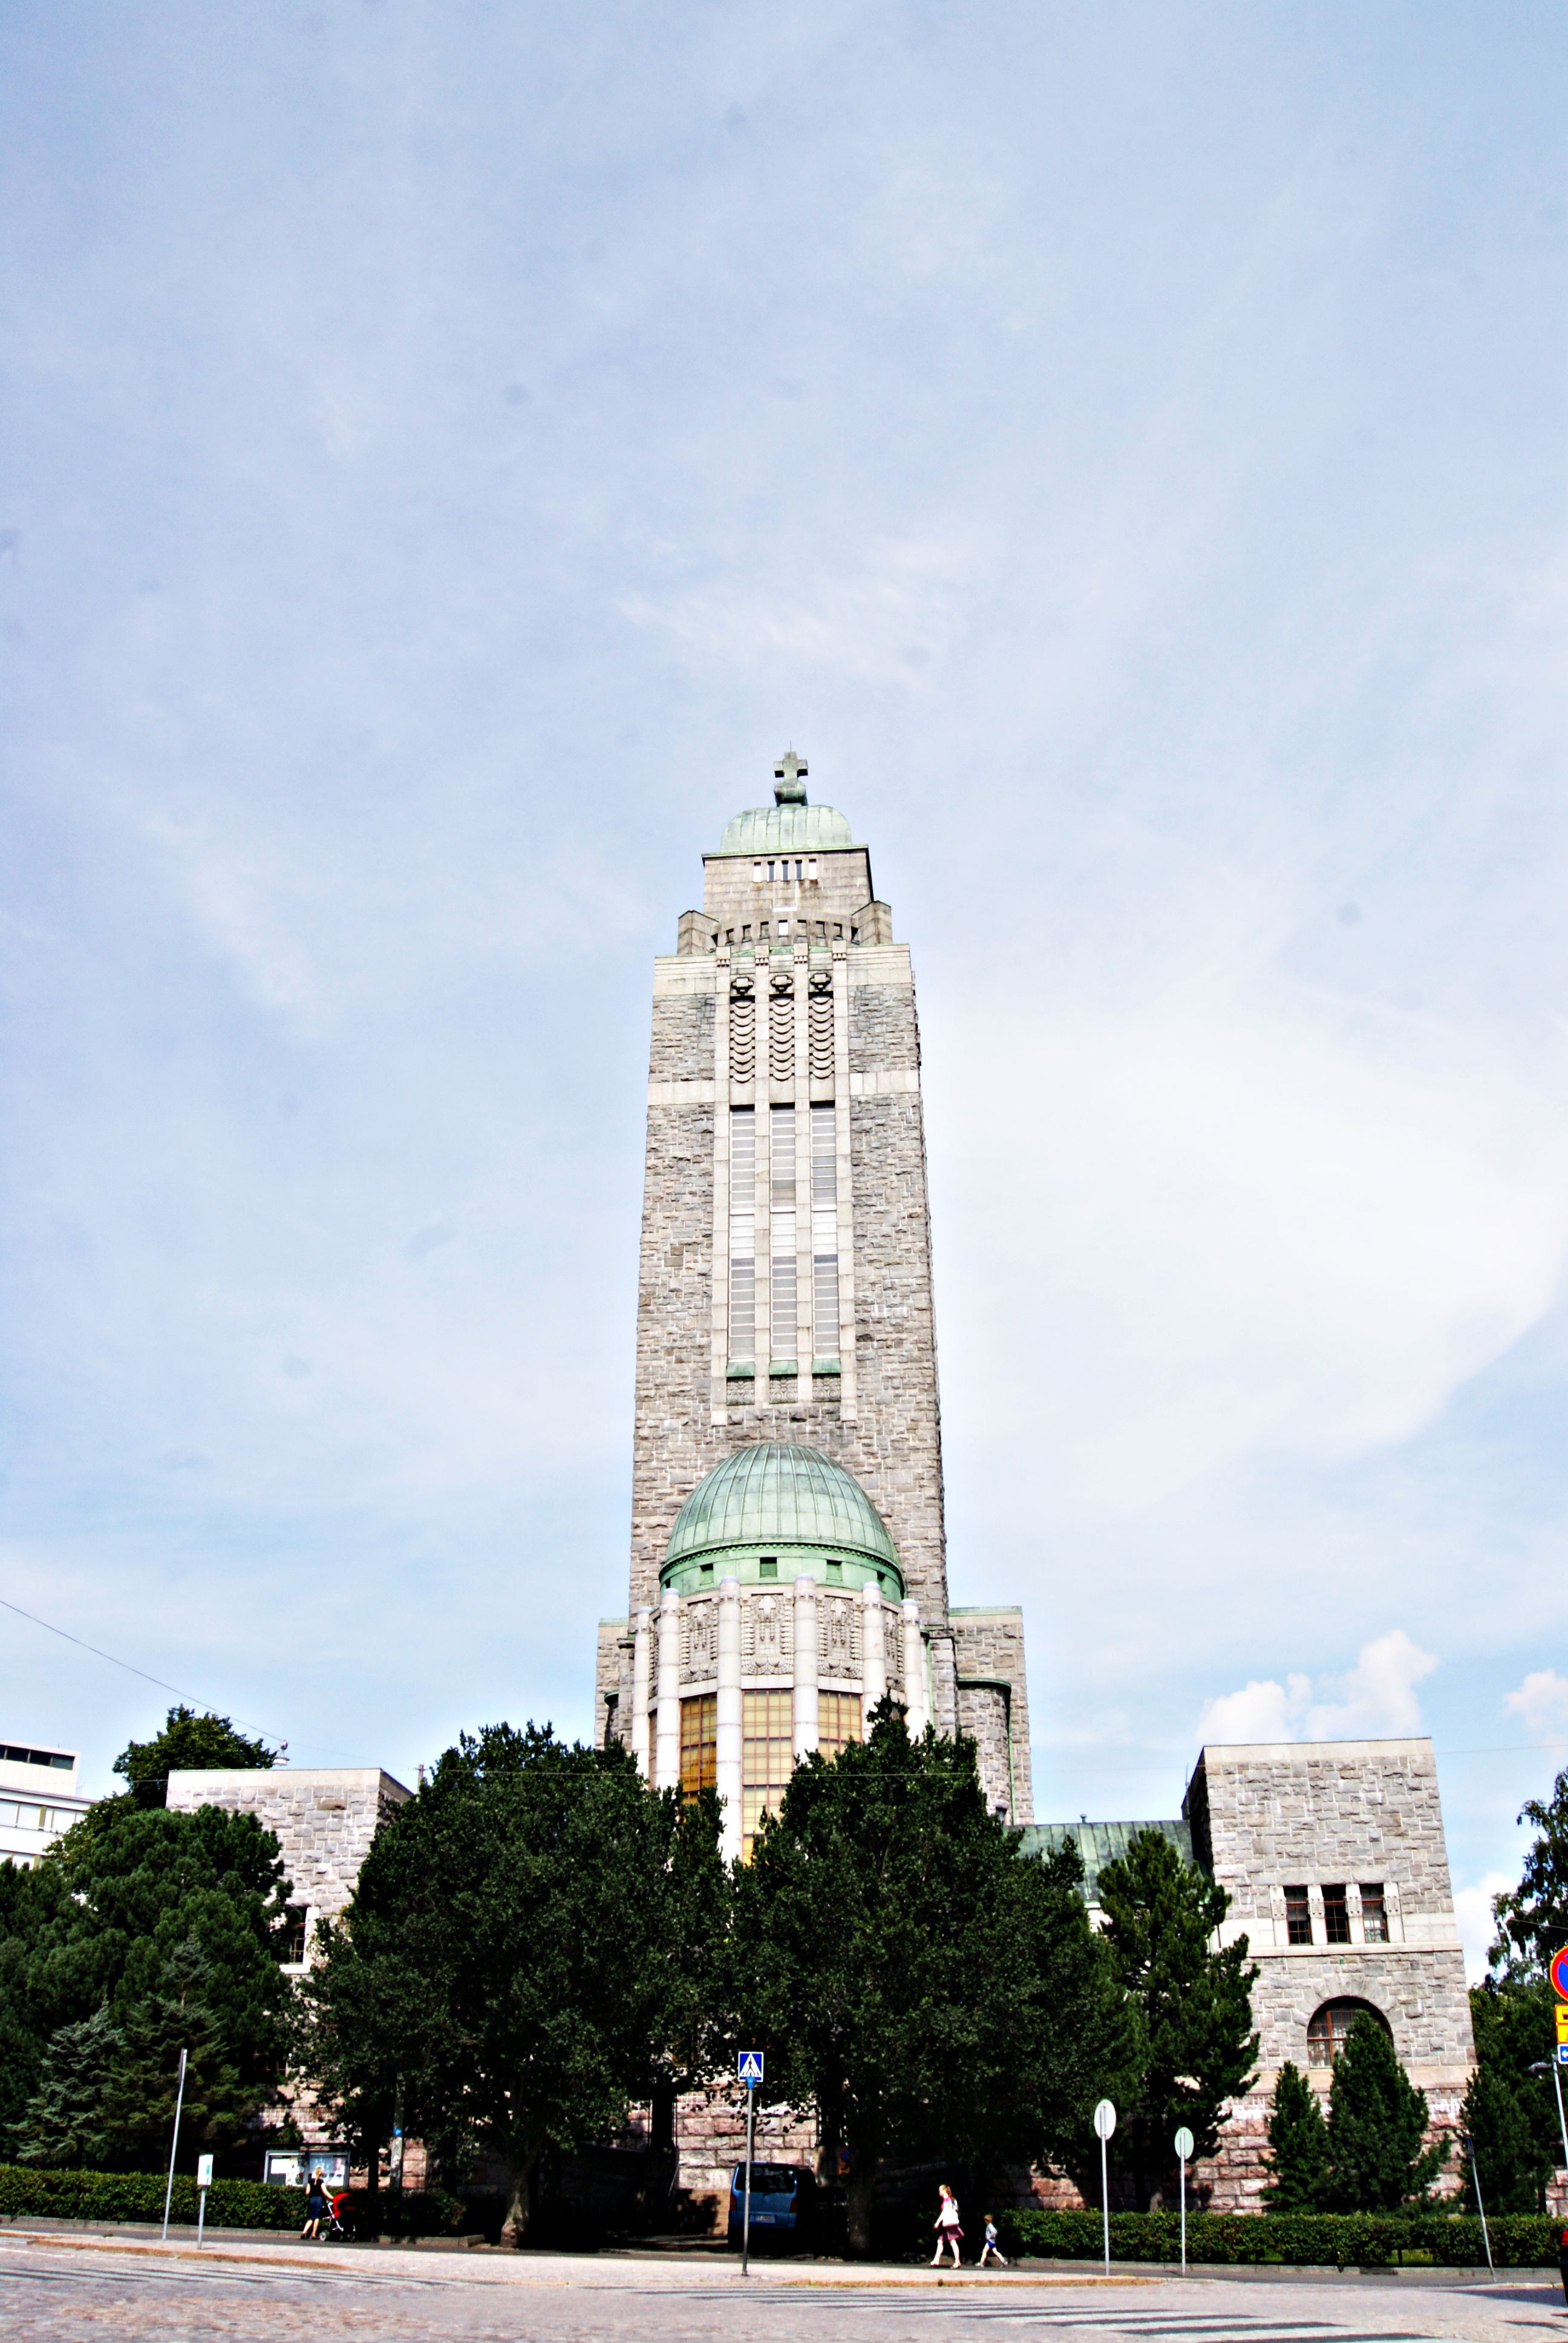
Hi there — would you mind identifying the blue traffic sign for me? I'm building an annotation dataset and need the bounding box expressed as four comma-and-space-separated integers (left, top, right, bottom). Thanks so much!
1558, 2044, 1568, 2068
738, 2050, 765, 2086
1551, 1944, 1568, 2002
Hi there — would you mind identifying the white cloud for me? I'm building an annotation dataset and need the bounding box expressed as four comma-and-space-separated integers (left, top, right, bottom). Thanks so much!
1504, 1669, 1568, 1744
1197, 1630, 1437, 1746
1454, 1872, 1512, 1985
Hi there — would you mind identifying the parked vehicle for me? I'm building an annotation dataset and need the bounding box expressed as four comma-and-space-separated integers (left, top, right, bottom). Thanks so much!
727, 2163, 817, 2252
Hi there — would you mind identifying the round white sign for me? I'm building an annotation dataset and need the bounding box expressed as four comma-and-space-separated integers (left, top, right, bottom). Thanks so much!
1093, 2097, 1117, 2141
1174, 2126, 1195, 2161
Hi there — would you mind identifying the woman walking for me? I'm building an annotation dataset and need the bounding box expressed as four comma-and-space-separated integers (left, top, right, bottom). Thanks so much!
930, 2183, 962, 2266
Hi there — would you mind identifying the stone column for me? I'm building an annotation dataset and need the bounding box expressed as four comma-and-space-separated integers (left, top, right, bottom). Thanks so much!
655, 1585, 682, 1792
631, 1607, 654, 1778
793, 1575, 819, 1760
900, 1599, 929, 1739
860, 1579, 887, 1735
716, 1576, 743, 1866
930, 1625, 958, 1737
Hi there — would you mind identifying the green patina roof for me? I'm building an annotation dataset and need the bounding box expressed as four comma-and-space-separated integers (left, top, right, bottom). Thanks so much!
665, 1443, 898, 1571
1019, 1818, 1196, 1903
716, 802, 857, 856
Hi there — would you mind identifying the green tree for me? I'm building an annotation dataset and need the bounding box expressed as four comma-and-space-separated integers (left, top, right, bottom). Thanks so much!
114, 1706, 277, 1810
1322, 2011, 1446, 2210
1095, 1829, 1259, 2207
0, 1798, 293, 2166
11, 2007, 123, 2167
1466, 1975, 1560, 2209
730, 1705, 1135, 2255
1261, 2060, 1328, 2210
1491, 1765, 1568, 1981
301, 1723, 725, 2243
98, 1939, 253, 2170
1459, 2062, 1542, 2215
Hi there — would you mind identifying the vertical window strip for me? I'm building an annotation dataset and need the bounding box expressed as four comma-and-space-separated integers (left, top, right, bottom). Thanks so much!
770, 1104, 796, 1361
817, 1688, 861, 1761
811, 1103, 838, 1359
729, 1109, 756, 1366
740, 1689, 793, 1858
680, 1694, 718, 1800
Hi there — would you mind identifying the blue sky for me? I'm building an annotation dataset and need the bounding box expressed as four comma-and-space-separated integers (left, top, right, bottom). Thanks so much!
3, 1, 1565, 1974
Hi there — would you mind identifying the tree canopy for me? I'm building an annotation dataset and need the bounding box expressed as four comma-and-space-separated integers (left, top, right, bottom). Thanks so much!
1095, 1828, 1258, 2207
1321, 2011, 1446, 2210
0, 1797, 293, 2166
730, 1705, 1135, 2253
1261, 2061, 1328, 2210
1491, 1765, 1568, 1982
113, 1706, 278, 1809
301, 1722, 725, 2241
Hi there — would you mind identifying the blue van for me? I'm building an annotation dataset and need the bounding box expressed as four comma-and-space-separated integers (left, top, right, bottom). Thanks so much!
728, 2162, 816, 2250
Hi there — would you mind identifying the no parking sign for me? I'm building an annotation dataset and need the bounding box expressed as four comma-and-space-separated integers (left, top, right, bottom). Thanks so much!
1551, 1944, 1568, 2002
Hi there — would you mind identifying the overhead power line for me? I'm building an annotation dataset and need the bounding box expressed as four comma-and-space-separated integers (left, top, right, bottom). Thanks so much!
0, 1591, 278, 1743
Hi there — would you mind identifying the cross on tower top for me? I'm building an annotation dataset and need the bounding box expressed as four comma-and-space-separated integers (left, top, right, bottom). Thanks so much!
773, 749, 808, 805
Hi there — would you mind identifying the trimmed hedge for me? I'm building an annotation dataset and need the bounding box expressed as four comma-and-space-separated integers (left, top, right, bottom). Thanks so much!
0, 2166, 471, 2238
0, 2166, 305, 2230
995, 2207, 1562, 2269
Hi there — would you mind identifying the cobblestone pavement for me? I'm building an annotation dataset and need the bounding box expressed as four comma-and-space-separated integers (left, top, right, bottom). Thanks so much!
1, 2241, 1565, 2343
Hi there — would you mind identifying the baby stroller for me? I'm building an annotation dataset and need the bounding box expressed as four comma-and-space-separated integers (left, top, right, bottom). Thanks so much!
322, 2191, 355, 2243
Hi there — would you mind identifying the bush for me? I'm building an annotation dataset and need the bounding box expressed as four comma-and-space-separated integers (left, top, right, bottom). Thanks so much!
0, 2164, 304, 2229
995, 2207, 1561, 2268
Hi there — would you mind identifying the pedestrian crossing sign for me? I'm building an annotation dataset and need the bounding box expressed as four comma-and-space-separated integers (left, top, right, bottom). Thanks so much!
738, 2050, 764, 2086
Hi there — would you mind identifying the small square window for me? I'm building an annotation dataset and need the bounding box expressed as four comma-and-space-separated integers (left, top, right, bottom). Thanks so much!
758, 1557, 778, 1580
1284, 1886, 1312, 1945
699, 1561, 714, 1581
825, 1559, 843, 1582
1322, 1886, 1350, 1944
1360, 1884, 1388, 1942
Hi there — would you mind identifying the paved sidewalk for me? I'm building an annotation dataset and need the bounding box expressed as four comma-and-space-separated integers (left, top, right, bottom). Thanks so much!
1, 2230, 1566, 2343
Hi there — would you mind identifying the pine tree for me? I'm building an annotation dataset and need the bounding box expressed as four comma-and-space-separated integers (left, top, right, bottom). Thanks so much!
1261, 2059, 1328, 2210
1460, 2063, 1544, 2214
11, 2007, 124, 2168
99, 1939, 252, 2171
1096, 1829, 1259, 2208
1323, 2011, 1446, 2210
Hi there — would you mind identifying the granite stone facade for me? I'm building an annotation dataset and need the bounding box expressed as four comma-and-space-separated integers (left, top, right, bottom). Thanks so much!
166, 1765, 411, 1959
600, 761, 1033, 1832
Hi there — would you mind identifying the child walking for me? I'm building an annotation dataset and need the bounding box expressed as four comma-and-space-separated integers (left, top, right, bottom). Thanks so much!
978, 2213, 1007, 2267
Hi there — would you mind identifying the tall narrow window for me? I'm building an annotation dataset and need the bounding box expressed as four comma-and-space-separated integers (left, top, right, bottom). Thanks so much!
680, 1694, 717, 1800
817, 1688, 861, 1761
811, 1102, 839, 1358
769, 1104, 796, 1362
1322, 1885, 1350, 1944
1284, 1886, 1312, 1945
728, 1109, 756, 1367
1359, 1884, 1388, 1942
741, 1689, 793, 1858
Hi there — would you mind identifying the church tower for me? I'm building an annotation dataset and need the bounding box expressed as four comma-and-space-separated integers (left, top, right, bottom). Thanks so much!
597, 754, 1031, 1857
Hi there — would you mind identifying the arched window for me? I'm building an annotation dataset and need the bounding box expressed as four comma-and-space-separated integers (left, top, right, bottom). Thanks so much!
1307, 1997, 1390, 2068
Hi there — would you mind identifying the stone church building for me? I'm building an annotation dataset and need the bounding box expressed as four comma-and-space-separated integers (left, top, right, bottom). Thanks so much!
178, 752, 1475, 2212
595, 752, 1475, 2211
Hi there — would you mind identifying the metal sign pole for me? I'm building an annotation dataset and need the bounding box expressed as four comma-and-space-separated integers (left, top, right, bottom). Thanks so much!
1462, 2132, 1493, 2273
1173, 2126, 1194, 2276
1553, 2058, 1568, 2185
160, 2048, 188, 2244
1093, 2100, 1116, 2277
196, 2153, 213, 2248
742, 2082, 756, 2278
